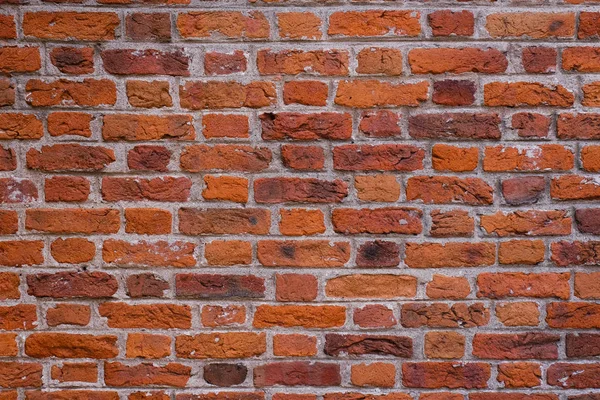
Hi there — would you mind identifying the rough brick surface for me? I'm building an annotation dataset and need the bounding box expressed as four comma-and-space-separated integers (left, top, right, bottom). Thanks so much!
0, 1, 596, 397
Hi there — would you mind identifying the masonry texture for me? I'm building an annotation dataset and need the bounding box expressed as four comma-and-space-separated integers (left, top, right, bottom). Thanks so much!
1, 0, 600, 399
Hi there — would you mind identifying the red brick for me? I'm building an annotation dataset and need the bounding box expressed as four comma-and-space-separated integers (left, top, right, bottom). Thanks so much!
335, 80, 429, 108
283, 81, 328, 106
429, 10, 474, 36
25, 79, 116, 107
203, 114, 249, 139
102, 177, 191, 202
328, 11, 420, 37
0, 47, 41, 74
23, 12, 120, 40
99, 302, 192, 329
50, 47, 94, 74
402, 362, 490, 389
126, 13, 171, 41
177, 12, 270, 39
254, 362, 341, 387
103, 114, 194, 141
409, 48, 507, 74
47, 112, 92, 137
180, 145, 271, 172
180, 81, 276, 109
45, 176, 89, 202
276, 274, 317, 301
26, 144, 115, 171
25, 333, 117, 359
102, 239, 196, 268
101, 49, 189, 76
26, 208, 119, 234
261, 112, 352, 141
46, 304, 91, 327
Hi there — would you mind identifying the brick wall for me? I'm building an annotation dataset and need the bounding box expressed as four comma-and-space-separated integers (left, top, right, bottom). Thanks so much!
0, 1, 599, 399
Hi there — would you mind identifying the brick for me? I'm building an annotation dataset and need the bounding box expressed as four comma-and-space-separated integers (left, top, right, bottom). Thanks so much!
356, 241, 400, 268
23, 12, 120, 40
257, 49, 348, 76
359, 111, 401, 137
432, 144, 478, 172
478, 272, 570, 299
177, 12, 269, 39
104, 362, 190, 388
0, 178, 37, 203
254, 362, 340, 387
25, 333, 118, 359
356, 48, 403, 75
45, 176, 90, 202
0, 147, 16, 171
409, 113, 501, 140
551, 241, 600, 266
201, 305, 246, 327
486, 13, 575, 38
0, 362, 42, 388
127, 146, 171, 172
0, 114, 43, 140
253, 305, 346, 328
558, 113, 600, 139
103, 239, 196, 268
0, 305, 36, 330
273, 334, 317, 357
0, 241, 43, 266
473, 333, 559, 360
204, 51, 247, 75
355, 175, 400, 202
25, 79, 116, 107
483, 145, 573, 171
328, 11, 421, 37
103, 114, 193, 141
0, 273, 20, 299
126, 333, 171, 359
204, 364, 248, 386
180, 145, 271, 172
547, 363, 600, 388
179, 208, 270, 235
180, 81, 276, 109
203, 114, 249, 139
429, 210, 474, 238
546, 302, 600, 328
0, 79, 14, 107
261, 112, 352, 141
426, 275, 470, 299
175, 274, 265, 299
351, 363, 395, 388
205, 240, 252, 266
175, 332, 266, 359
127, 273, 169, 298
276, 274, 318, 301
332, 208, 422, 234
480, 210, 571, 237
126, 13, 171, 41
50, 47, 94, 74
26, 208, 119, 234
334, 144, 424, 171
409, 48, 507, 74
326, 274, 417, 299
335, 80, 429, 108
26, 391, 119, 400
433, 80, 476, 106
125, 208, 172, 234
511, 113, 550, 138
51, 363, 97, 383
28, 271, 117, 298
353, 305, 396, 328
203, 175, 248, 203
497, 363, 542, 388
566, 333, 600, 357
283, 81, 328, 106
0, 15, 16, 39
47, 112, 92, 137
0, 211, 17, 235
50, 238, 95, 263
575, 272, 600, 299
522, 47, 557, 73
281, 146, 325, 171
405, 242, 495, 268
429, 10, 474, 36
499, 240, 545, 264
255, 178, 347, 203
99, 302, 192, 329
402, 362, 490, 388
27, 144, 115, 171
102, 177, 191, 202
277, 12, 321, 40
502, 176, 545, 205
102, 49, 189, 76
496, 302, 540, 327
46, 304, 90, 327
424, 331, 465, 359
126, 81, 172, 108
484, 82, 574, 107
401, 303, 489, 328
257, 240, 350, 267
407, 176, 493, 205
0, 47, 41, 74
